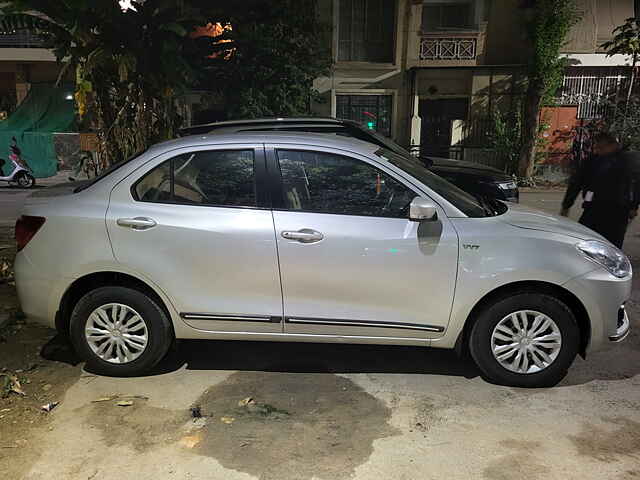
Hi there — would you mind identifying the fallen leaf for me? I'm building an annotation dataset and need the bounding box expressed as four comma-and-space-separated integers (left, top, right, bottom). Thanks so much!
238, 397, 255, 407
92, 395, 119, 403
0, 373, 25, 396
220, 416, 235, 424
41, 402, 59, 412
179, 433, 202, 449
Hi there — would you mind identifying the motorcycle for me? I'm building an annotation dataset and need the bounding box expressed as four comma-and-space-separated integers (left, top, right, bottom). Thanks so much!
0, 138, 36, 188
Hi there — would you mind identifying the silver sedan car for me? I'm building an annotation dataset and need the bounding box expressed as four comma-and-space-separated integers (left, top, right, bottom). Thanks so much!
14, 133, 631, 387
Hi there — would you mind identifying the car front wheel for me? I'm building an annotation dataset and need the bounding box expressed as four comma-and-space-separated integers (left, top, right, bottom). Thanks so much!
469, 292, 580, 388
70, 286, 173, 376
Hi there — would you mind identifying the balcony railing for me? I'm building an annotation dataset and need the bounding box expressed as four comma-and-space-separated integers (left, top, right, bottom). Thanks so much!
0, 30, 44, 48
419, 33, 479, 61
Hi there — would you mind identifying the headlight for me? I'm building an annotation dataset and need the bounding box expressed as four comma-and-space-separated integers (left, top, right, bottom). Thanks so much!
497, 181, 517, 190
576, 240, 632, 278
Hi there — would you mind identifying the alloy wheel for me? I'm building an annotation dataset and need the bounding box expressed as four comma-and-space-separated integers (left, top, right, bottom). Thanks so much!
490, 310, 562, 374
85, 303, 149, 364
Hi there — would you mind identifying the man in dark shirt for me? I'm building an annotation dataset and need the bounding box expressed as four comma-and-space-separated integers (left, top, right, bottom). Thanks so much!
560, 132, 640, 248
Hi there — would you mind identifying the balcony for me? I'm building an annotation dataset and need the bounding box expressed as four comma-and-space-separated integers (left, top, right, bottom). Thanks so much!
0, 30, 44, 48
420, 34, 478, 60
410, 28, 486, 68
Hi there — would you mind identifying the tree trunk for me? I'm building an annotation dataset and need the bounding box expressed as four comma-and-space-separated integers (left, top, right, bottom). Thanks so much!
518, 79, 544, 178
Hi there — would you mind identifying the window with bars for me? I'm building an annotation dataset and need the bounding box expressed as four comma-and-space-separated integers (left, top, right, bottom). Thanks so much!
422, 2, 474, 31
336, 94, 392, 137
337, 0, 396, 62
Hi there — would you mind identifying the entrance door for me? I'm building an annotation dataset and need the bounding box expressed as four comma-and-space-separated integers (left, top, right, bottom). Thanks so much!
106, 145, 283, 333
420, 98, 469, 158
268, 145, 458, 339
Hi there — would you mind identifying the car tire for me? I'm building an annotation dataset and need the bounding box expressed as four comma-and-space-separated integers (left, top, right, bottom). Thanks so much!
469, 292, 580, 388
69, 286, 173, 376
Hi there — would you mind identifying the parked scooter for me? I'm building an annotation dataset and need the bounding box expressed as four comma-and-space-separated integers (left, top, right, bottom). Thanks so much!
0, 137, 36, 188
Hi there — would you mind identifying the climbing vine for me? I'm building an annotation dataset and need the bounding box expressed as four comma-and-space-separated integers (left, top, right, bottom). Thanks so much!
518, 0, 581, 178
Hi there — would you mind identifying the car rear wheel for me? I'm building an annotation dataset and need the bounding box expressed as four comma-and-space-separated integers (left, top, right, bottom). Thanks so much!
70, 286, 173, 376
469, 292, 580, 388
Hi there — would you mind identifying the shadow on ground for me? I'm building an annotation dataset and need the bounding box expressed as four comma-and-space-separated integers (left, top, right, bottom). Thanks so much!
149, 340, 480, 378
39, 324, 640, 386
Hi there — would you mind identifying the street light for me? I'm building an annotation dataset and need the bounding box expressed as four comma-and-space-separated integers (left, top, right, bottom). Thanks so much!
119, 0, 138, 12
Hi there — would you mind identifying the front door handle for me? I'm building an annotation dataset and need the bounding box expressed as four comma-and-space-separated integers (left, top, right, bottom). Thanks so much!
117, 217, 157, 231
281, 229, 324, 243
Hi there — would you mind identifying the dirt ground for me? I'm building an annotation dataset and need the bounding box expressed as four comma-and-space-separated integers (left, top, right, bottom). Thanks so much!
0, 225, 82, 479
0, 191, 639, 480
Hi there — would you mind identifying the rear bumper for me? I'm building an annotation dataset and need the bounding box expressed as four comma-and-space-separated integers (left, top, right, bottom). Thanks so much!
14, 253, 62, 329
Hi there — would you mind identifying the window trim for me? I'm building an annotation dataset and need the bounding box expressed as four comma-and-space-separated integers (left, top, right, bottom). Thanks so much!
266, 145, 426, 220
130, 146, 270, 210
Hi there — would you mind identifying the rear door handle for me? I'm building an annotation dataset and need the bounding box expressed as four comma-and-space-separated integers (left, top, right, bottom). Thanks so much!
281, 229, 324, 243
116, 217, 157, 231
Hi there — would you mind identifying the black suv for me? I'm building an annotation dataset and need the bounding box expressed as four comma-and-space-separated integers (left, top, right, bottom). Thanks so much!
180, 118, 519, 203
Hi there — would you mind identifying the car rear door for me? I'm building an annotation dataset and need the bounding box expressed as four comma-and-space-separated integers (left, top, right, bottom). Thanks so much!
267, 144, 459, 339
106, 144, 284, 333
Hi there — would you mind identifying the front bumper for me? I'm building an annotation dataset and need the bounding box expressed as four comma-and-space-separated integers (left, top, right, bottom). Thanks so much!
563, 268, 632, 353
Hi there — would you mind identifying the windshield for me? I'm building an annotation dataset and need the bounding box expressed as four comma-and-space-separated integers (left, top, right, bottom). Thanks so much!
376, 149, 494, 217
74, 150, 147, 193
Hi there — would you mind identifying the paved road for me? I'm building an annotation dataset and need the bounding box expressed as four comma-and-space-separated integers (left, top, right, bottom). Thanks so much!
2, 182, 639, 480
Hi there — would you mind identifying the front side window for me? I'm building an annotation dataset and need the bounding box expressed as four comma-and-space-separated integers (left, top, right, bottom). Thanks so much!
134, 149, 256, 207
336, 94, 393, 137
338, 0, 396, 62
377, 148, 492, 217
277, 149, 416, 218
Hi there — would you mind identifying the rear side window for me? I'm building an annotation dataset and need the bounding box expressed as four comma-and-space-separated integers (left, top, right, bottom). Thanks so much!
134, 150, 256, 207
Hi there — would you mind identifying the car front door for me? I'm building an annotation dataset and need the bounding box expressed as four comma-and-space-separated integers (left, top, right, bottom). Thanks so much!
106, 145, 283, 333
268, 145, 459, 339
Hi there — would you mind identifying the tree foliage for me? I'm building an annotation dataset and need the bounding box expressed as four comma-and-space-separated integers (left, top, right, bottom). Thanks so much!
518, 0, 580, 178
601, 17, 640, 121
199, 0, 331, 119
0, 0, 211, 166
488, 104, 549, 177
0, 0, 331, 167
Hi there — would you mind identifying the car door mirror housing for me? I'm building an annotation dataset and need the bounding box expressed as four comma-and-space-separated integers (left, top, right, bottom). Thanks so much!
409, 197, 438, 222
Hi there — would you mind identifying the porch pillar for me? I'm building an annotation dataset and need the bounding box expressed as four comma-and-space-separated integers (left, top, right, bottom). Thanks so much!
409, 94, 421, 152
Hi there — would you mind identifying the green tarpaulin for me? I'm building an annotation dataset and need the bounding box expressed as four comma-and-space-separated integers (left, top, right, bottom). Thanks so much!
0, 84, 75, 178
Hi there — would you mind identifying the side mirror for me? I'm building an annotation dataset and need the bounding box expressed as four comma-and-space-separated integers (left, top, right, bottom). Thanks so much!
409, 197, 438, 222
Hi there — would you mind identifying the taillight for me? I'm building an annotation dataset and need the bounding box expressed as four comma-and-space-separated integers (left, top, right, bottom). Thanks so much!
15, 216, 45, 252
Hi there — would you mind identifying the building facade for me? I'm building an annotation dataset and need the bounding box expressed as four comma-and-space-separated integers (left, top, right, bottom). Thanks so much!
0, 30, 63, 117
312, 0, 636, 169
